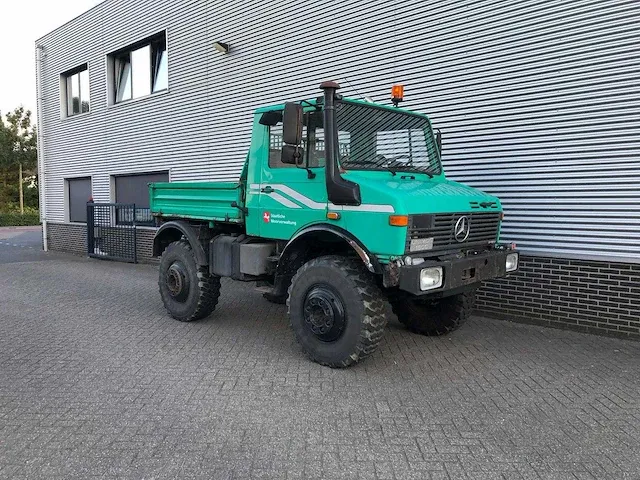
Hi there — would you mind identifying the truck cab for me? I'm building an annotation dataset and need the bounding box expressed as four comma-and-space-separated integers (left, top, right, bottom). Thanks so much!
150, 81, 519, 368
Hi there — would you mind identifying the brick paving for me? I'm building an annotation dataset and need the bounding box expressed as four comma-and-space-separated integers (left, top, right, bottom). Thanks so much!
0, 240, 639, 479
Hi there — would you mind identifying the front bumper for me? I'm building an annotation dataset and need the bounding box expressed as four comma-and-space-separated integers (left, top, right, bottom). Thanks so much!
393, 248, 518, 297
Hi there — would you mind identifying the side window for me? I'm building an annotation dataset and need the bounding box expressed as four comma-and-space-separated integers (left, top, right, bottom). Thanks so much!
306, 126, 326, 168
267, 111, 327, 169
305, 111, 326, 168
268, 123, 291, 168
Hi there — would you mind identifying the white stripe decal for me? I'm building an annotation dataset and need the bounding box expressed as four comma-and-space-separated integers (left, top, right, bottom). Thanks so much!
249, 183, 260, 190
268, 192, 302, 209
334, 203, 395, 213
268, 184, 326, 209
251, 183, 395, 213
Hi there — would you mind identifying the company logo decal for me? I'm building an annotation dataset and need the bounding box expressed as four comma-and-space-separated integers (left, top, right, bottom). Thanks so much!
263, 211, 297, 226
454, 216, 470, 242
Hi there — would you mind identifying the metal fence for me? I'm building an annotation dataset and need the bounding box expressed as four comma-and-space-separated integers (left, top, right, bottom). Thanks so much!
87, 203, 152, 263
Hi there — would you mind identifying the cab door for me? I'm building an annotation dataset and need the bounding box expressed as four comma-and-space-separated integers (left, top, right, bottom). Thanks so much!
244, 118, 268, 237
257, 113, 328, 240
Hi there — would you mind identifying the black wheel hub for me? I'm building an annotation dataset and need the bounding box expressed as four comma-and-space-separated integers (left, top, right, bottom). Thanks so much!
166, 261, 190, 302
303, 285, 346, 342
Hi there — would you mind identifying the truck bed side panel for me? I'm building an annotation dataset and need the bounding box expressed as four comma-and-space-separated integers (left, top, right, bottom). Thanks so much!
149, 182, 244, 223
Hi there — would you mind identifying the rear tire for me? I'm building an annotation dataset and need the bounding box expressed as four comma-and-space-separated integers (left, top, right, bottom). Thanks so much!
391, 290, 475, 336
287, 256, 388, 368
159, 240, 221, 322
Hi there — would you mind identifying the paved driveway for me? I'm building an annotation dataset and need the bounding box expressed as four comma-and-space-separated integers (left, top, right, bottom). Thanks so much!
1, 237, 639, 479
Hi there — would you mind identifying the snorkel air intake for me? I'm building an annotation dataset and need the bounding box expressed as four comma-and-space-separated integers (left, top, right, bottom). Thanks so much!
320, 81, 361, 206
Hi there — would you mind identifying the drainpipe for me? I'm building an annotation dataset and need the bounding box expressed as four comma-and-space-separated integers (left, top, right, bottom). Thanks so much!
35, 44, 47, 251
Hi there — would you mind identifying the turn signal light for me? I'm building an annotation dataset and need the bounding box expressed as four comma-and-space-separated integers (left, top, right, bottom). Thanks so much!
389, 215, 409, 227
326, 212, 341, 220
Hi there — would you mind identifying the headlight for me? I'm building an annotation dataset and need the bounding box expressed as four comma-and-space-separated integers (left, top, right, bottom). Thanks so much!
506, 252, 519, 272
420, 267, 443, 291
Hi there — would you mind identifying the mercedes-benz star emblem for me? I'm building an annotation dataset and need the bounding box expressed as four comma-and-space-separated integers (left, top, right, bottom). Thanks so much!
454, 216, 470, 242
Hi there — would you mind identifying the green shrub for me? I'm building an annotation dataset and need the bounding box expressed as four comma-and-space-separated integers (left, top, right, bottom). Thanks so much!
0, 212, 40, 227
0, 203, 39, 215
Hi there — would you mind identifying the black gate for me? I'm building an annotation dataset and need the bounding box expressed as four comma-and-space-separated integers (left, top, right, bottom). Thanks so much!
87, 203, 138, 263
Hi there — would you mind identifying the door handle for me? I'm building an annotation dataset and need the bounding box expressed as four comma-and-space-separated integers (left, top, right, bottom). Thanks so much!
261, 186, 274, 193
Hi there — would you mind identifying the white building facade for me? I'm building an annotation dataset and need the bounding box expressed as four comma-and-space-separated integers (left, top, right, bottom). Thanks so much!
36, 0, 640, 337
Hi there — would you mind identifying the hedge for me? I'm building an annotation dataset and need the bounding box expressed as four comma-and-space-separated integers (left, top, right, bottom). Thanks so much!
0, 213, 41, 227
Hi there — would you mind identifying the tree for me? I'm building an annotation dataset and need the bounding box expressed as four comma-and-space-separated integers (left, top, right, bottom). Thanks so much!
0, 108, 38, 214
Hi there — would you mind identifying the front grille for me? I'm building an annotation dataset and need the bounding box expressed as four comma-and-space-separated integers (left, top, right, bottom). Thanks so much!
406, 212, 501, 254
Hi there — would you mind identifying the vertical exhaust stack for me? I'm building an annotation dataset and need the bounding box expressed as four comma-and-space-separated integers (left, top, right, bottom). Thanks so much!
320, 81, 361, 206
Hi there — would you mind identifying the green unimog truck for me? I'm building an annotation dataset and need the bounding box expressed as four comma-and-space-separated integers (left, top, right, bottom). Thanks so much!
149, 81, 519, 367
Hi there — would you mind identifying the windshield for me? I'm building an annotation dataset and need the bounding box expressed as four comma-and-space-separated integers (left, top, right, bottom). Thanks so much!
335, 100, 441, 175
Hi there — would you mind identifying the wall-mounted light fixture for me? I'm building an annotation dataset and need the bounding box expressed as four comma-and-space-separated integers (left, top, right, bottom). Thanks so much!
213, 41, 230, 54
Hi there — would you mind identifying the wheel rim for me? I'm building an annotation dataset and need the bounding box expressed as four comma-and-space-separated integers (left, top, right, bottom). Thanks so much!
303, 285, 346, 342
166, 261, 190, 302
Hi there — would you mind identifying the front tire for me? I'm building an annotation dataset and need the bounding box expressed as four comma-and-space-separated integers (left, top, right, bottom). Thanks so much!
391, 290, 475, 336
159, 240, 221, 322
287, 255, 388, 368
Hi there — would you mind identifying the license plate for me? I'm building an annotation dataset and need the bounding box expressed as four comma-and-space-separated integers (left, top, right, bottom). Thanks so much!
410, 237, 434, 252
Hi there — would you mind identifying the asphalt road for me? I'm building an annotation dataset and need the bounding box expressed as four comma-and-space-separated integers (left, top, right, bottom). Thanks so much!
0, 226, 47, 263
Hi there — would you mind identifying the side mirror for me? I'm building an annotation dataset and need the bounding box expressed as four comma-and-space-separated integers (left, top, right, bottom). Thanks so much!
281, 145, 305, 165
283, 102, 303, 145
435, 129, 442, 152
259, 110, 282, 126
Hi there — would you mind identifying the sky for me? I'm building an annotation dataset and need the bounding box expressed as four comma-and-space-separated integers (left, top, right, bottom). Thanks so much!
0, 0, 103, 117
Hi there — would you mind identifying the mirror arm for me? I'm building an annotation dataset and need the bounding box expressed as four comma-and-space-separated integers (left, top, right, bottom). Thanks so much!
299, 99, 321, 110
293, 148, 316, 179
435, 128, 442, 152
302, 116, 316, 179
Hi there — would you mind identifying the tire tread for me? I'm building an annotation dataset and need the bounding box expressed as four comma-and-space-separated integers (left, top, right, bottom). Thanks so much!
391, 290, 474, 336
287, 255, 388, 368
159, 240, 221, 322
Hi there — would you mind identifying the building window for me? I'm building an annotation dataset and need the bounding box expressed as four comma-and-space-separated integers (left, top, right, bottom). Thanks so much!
114, 172, 169, 224
67, 177, 91, 223
111, 32, 168, 103
62, 65, 90, 116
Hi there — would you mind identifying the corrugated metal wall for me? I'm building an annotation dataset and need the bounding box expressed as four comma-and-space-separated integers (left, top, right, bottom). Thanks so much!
38, 0, 640, 262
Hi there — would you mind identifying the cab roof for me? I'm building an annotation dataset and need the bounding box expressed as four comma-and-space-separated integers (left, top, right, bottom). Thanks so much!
254, 96, 431, 121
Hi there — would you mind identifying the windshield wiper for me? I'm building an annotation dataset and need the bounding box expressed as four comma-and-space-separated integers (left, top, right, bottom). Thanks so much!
400, 170, 432, 179
403, 164, 435, 178
390, 162, 433, 178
